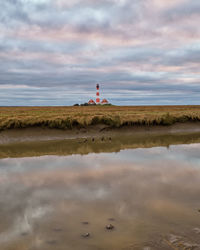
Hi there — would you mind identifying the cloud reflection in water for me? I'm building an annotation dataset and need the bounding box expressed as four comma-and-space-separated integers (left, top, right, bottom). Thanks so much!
0, 144, 200, 249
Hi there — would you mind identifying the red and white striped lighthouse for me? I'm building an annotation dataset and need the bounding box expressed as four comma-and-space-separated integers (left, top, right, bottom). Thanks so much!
96, 84, 100, 104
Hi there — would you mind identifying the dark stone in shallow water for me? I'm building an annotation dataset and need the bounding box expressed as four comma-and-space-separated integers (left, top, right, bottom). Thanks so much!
21, 232, 28, 236
106, 224, 114, 230
81, 232, 90, 238
82, 221, 89, 225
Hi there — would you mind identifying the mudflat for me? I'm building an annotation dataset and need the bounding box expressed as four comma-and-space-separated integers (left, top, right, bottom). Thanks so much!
1, 123, 200, 158
0, 122, 200, 145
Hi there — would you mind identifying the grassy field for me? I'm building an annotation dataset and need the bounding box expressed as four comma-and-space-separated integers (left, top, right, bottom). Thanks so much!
0, 105, 200, 130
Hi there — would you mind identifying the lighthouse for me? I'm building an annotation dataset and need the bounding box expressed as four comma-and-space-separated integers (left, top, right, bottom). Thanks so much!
96, 84, 100, 104
87, 84, 110, 105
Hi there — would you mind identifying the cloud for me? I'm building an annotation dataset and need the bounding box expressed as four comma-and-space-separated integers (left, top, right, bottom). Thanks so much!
163, 0, 200, 21
0, 0, 199, 105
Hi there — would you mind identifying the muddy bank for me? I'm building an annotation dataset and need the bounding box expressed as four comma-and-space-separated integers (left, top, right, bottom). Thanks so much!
1, 125, 200, 158
0, 122, 200, 145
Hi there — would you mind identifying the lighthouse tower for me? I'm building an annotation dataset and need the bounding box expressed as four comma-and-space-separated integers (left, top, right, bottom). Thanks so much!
96, 84, 100, 104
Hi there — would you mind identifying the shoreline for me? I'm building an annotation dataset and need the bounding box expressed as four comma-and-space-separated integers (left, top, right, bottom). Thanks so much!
0, 122, 200, 145
1, 127, 200, 158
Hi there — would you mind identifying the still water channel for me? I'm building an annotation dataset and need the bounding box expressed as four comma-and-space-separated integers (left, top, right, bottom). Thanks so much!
0, 139, 200, 249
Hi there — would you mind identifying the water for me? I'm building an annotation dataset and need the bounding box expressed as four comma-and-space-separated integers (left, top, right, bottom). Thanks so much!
0, 142, 200, 249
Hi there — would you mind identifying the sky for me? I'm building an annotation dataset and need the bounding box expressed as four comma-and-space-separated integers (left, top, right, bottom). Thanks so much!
0, 0, 200, 106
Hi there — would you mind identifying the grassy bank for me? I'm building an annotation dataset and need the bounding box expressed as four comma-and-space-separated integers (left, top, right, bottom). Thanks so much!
0, 105, 200, 131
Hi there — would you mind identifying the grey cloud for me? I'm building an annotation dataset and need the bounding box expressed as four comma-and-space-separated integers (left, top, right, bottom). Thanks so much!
163, 0, 200, 22
0, 0, 200, 105
163, 47, 200, 65
110, 45, 200, 67
0, 0, 147, 33
0, 0, 30, 26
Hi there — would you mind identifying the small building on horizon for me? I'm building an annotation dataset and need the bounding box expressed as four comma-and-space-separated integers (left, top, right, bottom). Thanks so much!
101, 99, 109, 105
88, 99, 96, 105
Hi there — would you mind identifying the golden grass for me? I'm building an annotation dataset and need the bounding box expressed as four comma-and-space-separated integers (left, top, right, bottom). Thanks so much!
0, 105, 200, 130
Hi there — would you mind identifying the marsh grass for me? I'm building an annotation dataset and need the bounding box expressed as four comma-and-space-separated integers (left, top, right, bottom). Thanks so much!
0, 105, 200, 131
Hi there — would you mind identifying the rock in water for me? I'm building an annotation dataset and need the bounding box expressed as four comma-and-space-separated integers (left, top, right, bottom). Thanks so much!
106, 224, 114, 230
81, 232, 90, 238
82, 221, 89, 225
